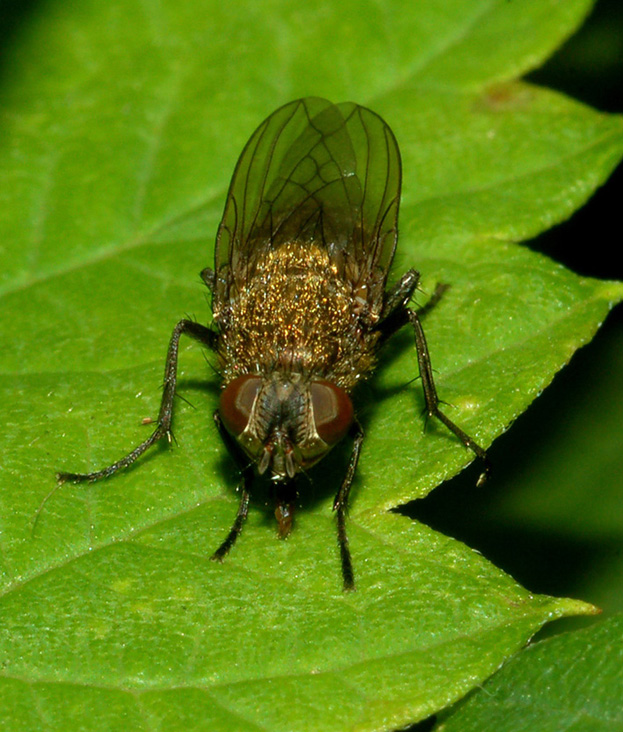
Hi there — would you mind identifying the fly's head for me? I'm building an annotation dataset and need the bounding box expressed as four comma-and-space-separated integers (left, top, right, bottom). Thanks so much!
219, 372, 354, 482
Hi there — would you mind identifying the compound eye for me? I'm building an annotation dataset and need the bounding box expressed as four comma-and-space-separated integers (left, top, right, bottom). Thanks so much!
310, 381, 354, 446
219, 375, 262, 437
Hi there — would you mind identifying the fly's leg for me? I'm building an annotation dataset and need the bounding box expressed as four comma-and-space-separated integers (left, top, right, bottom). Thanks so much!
407, 307, 490, 486
57, 320, 217, 485
379, 270, 448, 335
378, 269, 419, 335
200, 267, 215, 289
211, 410, 254, 561
379, 270, 489, 484
333, 420, 365, 592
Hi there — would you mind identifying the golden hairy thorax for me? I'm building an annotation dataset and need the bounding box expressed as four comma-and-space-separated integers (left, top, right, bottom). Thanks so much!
216, 242, 382, 390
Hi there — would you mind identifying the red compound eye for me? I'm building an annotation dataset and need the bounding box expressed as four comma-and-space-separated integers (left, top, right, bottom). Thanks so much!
310, 380, 354, 446
219, 375, 262, 436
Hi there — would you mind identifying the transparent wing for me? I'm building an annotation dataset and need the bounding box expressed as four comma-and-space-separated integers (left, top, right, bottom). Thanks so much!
213, 97, 401, 305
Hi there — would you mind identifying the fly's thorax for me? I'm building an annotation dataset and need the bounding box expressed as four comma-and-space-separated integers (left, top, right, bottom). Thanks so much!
219, 371, 354, 481
214, 241, 384, 389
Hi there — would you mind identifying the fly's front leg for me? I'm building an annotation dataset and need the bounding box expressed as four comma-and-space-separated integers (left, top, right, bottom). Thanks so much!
211, 410, 254, 561
407, 308, 490, 486
333, 420, 365, 592
57, 319, 217, 485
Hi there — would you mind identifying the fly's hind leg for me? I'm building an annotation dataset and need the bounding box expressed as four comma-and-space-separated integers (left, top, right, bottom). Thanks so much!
407, 308, 490, 485
379, 270, 489, 485
56, 319, 217, 485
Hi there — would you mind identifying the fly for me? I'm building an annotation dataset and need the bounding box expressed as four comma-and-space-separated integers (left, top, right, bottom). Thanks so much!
56, 98, 488, 590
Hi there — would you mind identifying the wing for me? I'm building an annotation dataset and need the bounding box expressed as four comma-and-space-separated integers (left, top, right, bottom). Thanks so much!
213, 97, 401, 307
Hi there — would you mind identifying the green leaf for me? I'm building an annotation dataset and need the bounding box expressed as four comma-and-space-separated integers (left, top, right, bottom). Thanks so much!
1, 0, 621, 730
436, 614, 623, 732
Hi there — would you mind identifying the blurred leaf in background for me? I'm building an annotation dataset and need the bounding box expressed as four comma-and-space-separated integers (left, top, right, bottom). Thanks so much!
436, 615, 623, 732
